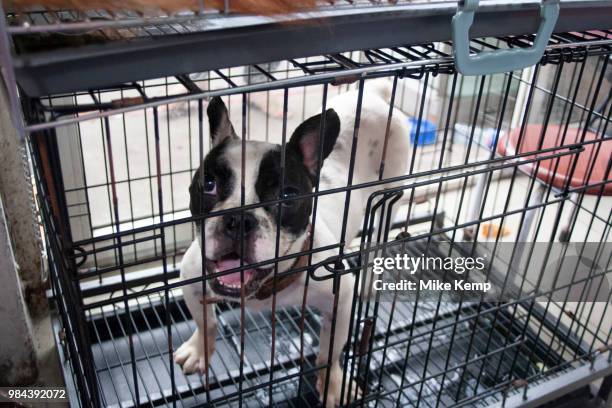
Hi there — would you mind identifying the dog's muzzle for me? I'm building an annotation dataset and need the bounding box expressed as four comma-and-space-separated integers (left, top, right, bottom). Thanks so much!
206, 254, 273, 298
204, 226, 311, 300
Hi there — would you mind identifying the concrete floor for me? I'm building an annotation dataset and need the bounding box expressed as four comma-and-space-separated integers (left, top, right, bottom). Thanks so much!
31, 315, 64, 387
29, 315, 69, 408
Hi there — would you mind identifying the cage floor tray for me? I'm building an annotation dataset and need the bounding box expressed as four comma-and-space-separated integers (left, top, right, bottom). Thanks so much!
80, 292, 563, 408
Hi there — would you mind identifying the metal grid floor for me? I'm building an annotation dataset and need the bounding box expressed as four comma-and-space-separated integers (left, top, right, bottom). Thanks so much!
88, 296, 322, 407
85, 291, 565, 407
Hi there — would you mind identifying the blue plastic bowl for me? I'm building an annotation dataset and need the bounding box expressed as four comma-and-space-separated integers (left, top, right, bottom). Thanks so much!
408, 117, 437, 145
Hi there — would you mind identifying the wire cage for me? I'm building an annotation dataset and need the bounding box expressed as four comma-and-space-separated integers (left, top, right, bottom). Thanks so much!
3, 2, 611, 407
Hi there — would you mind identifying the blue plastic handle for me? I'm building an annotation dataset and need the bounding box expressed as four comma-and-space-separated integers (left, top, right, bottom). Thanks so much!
452, 0, 560, 76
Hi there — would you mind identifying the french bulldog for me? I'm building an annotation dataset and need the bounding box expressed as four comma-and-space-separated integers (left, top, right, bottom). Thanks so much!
174, 81, 410, 407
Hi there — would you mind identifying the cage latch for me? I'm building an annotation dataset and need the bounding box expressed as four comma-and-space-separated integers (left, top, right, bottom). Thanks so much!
332, 260, 344, 294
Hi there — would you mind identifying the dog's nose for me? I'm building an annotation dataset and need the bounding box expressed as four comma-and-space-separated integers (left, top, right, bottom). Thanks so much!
222, 212, 257, 238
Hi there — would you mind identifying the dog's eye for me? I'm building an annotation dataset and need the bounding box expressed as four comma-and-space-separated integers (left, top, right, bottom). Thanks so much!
281, 187, 299, 207
203, 174, 217, 195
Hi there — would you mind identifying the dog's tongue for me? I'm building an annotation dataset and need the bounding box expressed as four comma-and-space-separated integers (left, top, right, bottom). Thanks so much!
216, 257, 255, 286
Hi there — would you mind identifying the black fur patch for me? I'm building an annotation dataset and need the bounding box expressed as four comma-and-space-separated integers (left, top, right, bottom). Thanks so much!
207, 96, 236, 145
287, 109, 340, 179
189, 139, 235, 217
255, 146, 312, 235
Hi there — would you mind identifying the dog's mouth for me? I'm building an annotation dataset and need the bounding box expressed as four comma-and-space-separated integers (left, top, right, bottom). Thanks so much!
206, 253, 272, 298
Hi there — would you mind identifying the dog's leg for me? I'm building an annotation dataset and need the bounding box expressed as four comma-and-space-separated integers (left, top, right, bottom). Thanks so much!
316, 287, 361, 407
174, 284, 217, 375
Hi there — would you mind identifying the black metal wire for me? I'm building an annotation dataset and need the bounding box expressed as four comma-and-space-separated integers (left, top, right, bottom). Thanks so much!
24, 30, 612, 408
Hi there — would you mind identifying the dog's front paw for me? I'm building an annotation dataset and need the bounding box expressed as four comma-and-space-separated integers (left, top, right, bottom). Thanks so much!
174, 330, 214, 375
174, 340, 206, 375
317, 368, 362, 408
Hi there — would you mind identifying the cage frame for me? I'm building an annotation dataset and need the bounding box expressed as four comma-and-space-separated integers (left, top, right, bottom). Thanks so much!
1, 3, 611, 408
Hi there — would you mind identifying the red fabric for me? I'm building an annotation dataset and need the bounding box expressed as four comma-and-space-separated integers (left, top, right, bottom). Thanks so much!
497, 124, 611, 195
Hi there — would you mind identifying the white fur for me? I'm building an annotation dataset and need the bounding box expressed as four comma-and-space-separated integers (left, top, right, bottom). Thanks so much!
176, 81, 410, 407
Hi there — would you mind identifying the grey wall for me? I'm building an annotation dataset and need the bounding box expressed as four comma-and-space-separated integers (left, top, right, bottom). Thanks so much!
0, 197, 38, 385
0, 83, 45, 315
0, 78, 43, 385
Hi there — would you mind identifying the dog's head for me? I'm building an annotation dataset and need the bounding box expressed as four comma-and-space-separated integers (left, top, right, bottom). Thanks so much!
190, 96, 340, 299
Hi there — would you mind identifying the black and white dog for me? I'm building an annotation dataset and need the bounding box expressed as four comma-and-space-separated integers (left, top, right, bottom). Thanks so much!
174, 83, 410, 406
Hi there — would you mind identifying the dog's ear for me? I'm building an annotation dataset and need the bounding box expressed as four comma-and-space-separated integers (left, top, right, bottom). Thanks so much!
288, 109, 340, 177
207, 96, 237, 146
